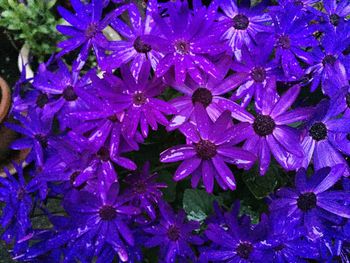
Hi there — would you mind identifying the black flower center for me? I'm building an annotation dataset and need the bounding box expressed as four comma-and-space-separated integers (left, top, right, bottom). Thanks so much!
297, 192, 317, 212
63, 86, 78, 101
347, 134, 350, 141
309, 122, 327, 141
233, 14, 249, 30
253, 114, 275, 136
345, 92, 350, 108
97, 146, 110, 161
195, 140, 217, 160
133, 180, 147, 194
167, 225, 180, 241
192, 88, 213, 107
277, 35, 291, 49
322, 55, 337, 66
35, 134, 48, 148
133, 36, 152, 53
36, 93, 49, 108
133, 91, 147, 106
236, 242, 253, 259
175, 40, 190, 55
274, 244, 285, 251
107, 114, 119, 123
99, 205, 117, 221
293, 0, 304, 7
251, 67, 266, 83
330, 14, 340, 26
85, 22, 99, 38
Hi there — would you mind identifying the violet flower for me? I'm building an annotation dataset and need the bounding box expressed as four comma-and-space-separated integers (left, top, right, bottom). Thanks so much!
160, 105, 256, 192
144, 0, 224, 84
217, 0, 271, 51
56, 0, 129, 71
144, 202, 203, 263
270, 165, 350, 238
229, 84, 312, 175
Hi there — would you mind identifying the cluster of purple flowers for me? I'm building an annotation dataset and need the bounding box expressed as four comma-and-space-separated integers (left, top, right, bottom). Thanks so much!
1, 0, 350, 262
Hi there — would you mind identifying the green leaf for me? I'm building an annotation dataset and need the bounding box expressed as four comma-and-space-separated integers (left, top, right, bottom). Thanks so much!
183, 189, 223, 222
241, 164, 280, 199
46, 0, 57, 9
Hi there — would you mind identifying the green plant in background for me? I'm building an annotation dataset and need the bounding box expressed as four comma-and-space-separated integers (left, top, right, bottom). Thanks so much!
0, 0, 63, 62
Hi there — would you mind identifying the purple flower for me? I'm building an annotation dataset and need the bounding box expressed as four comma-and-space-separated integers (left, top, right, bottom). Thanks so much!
270, 165, 350, 238
160, 105, 256, 192
217, 0, 271, 51
257, 215, 320, 262
144, 202, 203, 263
200, 212, 267, 262
6, 109, 53, 167
63, 182, 140, 262
144, 0, 224, 84
297, 100, 350, 175
229, 45, 281, 109
322, 0, 350, 28
56, 0, 128, 71
0, 164, 32, 254
265, 4, 318, 79
305, 30, 350, 93
101, 2, 163, 81
97, 66, 175, 139
167, 56, 243, 130
122, 162, 167, 222
231, 84, 312, 175
32, 61, 97, 128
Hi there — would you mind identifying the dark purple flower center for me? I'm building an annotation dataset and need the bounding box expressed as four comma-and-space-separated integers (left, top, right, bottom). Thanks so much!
233, 14, 249, 30
297, 192, 317, 212
63, 86, 78, 101
85, 22, 99, 38
133, 180, 147, 194
330, 14, 340, 26
36, 93, 49, 108
133, 36, 152, 53
274, 244, 285, 251
277, 35, 291, 49
35, 134, 48, 148
236, 241, 253, 259
17, 188, 25, 200
309, 122, 327, 141
192, 88, 213, 107
97, 146, 110, 161
345, 92, 350, 108
107, 114, 119, 122
347, 134, 350, 141
195, 140, 217, 160
251, 67, 266, 83
99, 205, 117, 221
293, 0, 304, 7
167, 225, 180, 241
322, 55, 337, 66
253, 114, 275, 136
175, 40, 190, 55
133, 91, 147, 106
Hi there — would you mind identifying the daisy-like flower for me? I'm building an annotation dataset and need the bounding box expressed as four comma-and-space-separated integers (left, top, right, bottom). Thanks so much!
270, 165, 350, 238
200, 213, 267, 262
144, 202, 203, 263
122, 162, 167, 223
6, 109, 53, 167
144, 0, 224, 84
160, 105, 256, 193
98, 65, 176, 139
228, 84, 313, 175
101, 2, 163, 81
229, 45, 281, 109
217, 0, 271, 51
167, 56, 245, 130
305, 30, 350, 93
32, 61, 98, 128
0, 164, 32, 256
56, 0, 129, 71
265, 4, 318, 79
321, 0, 350, 28
296, 100, 350, 175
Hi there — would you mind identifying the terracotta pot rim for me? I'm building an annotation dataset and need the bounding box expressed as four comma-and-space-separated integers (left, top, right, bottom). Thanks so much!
0, 76, 11, 123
